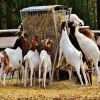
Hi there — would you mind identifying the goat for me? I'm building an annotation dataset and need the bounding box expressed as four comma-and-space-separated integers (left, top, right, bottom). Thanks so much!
24, 37, 40, 87
2, 47, 23, 86
74, 22, 100, 83
13, 31, 30, 57
67, 14, 96, 84
68, 14, 100, 84
39, 38, 53, 88
24, 50, 40, 87
56, 21, 88, 86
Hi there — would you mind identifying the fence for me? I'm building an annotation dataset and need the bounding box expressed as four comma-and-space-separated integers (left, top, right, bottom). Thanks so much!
0, 28, 100, 49
0, 29, 19, 51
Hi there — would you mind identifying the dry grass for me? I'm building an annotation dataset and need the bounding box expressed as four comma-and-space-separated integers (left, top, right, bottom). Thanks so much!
0, 76, 100, 100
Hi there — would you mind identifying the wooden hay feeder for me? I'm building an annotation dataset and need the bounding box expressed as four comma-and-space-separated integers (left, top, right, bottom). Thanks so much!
20, 5, 67, 79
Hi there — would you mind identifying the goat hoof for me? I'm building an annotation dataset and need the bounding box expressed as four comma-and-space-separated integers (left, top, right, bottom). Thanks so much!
80, 84, 84, 87
43, 87, 46, 89
3, 83, 5, 87
84, 83, 90, 87
86, 82, 89, 86
3, 82, 5, 87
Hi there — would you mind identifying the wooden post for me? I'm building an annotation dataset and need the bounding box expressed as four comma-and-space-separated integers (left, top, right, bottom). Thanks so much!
51, 9, 59, 80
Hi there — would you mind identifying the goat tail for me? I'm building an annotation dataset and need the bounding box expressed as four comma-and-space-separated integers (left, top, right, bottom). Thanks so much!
39, 58, 44, 70
24, 56, 29, 68
24, 55, 27, 61
39, 58, 44, 85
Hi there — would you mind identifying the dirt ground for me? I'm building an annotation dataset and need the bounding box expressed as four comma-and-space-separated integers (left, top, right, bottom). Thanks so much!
0, 76, 100, 100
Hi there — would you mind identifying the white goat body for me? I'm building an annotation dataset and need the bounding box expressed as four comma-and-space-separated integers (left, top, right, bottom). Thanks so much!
75, 25, 100, 82
3, 47, 23, 86
57, 25, 88, 85
69, 14, 100, 83
24, 50, 40, 87
4, 47, 22, 69
39, 50, 52, 88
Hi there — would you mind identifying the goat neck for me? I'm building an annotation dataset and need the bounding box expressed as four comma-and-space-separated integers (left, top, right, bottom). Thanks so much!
61, 27, 74, 47
61, 27, 69, 37
44, 46, 52, 55
75, 25, 80, 35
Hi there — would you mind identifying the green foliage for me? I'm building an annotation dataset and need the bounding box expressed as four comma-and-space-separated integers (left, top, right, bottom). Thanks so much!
12, 13, 21, 28
0, 0, 98, 29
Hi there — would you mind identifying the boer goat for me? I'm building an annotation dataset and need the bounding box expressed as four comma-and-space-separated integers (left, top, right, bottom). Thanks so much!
56, 21, 88, 86
67, 14, 95, 84
68, 14, 100, 84
39, 38, 53, 88
2, 47, 23, 86
0, 53, 16, 83
24, 37, 40, 87
74, 22, 100, 83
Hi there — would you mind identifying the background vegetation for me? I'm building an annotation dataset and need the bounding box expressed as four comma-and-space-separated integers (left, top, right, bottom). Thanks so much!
0, 0, 99, 29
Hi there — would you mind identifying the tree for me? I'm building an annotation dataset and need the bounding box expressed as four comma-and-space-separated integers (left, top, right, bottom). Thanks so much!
0, 0, 98, 29
0, 0, 7, 29
97, 0, 100, 29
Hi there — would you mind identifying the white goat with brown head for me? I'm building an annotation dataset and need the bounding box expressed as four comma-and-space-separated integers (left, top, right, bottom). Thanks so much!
24, 37, 40, 87
0, 47, 23, 86
39, 38, 53, 88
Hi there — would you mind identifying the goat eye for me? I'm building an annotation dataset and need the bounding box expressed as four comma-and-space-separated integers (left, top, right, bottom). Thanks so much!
80, 22, 82, 26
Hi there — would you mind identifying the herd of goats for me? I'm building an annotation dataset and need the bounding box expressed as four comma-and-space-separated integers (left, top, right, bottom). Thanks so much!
0, 13, 100, 88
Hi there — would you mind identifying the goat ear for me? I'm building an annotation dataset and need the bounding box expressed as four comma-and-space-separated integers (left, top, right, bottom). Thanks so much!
45, 39, 48, 46
50, 40, 54, 44
2, 51, 6, 56
0, 53, 4, 58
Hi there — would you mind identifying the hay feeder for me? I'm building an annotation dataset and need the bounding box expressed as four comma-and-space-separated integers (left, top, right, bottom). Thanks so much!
20, 5, 67, 79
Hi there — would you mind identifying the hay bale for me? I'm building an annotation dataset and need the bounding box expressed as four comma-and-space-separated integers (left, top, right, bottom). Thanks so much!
22, 12, 55, 43
20, 6, 67, 79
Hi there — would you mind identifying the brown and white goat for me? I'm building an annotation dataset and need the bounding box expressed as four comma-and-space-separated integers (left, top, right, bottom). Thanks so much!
1, 47, 23, 86
39, 38, 53, 88
24, 37, 40, 87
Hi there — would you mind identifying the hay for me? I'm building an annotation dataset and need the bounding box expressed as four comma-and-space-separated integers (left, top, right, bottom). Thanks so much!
23, 11, 55, 40
0, 76, 100, 100
21, 10, 66, 60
